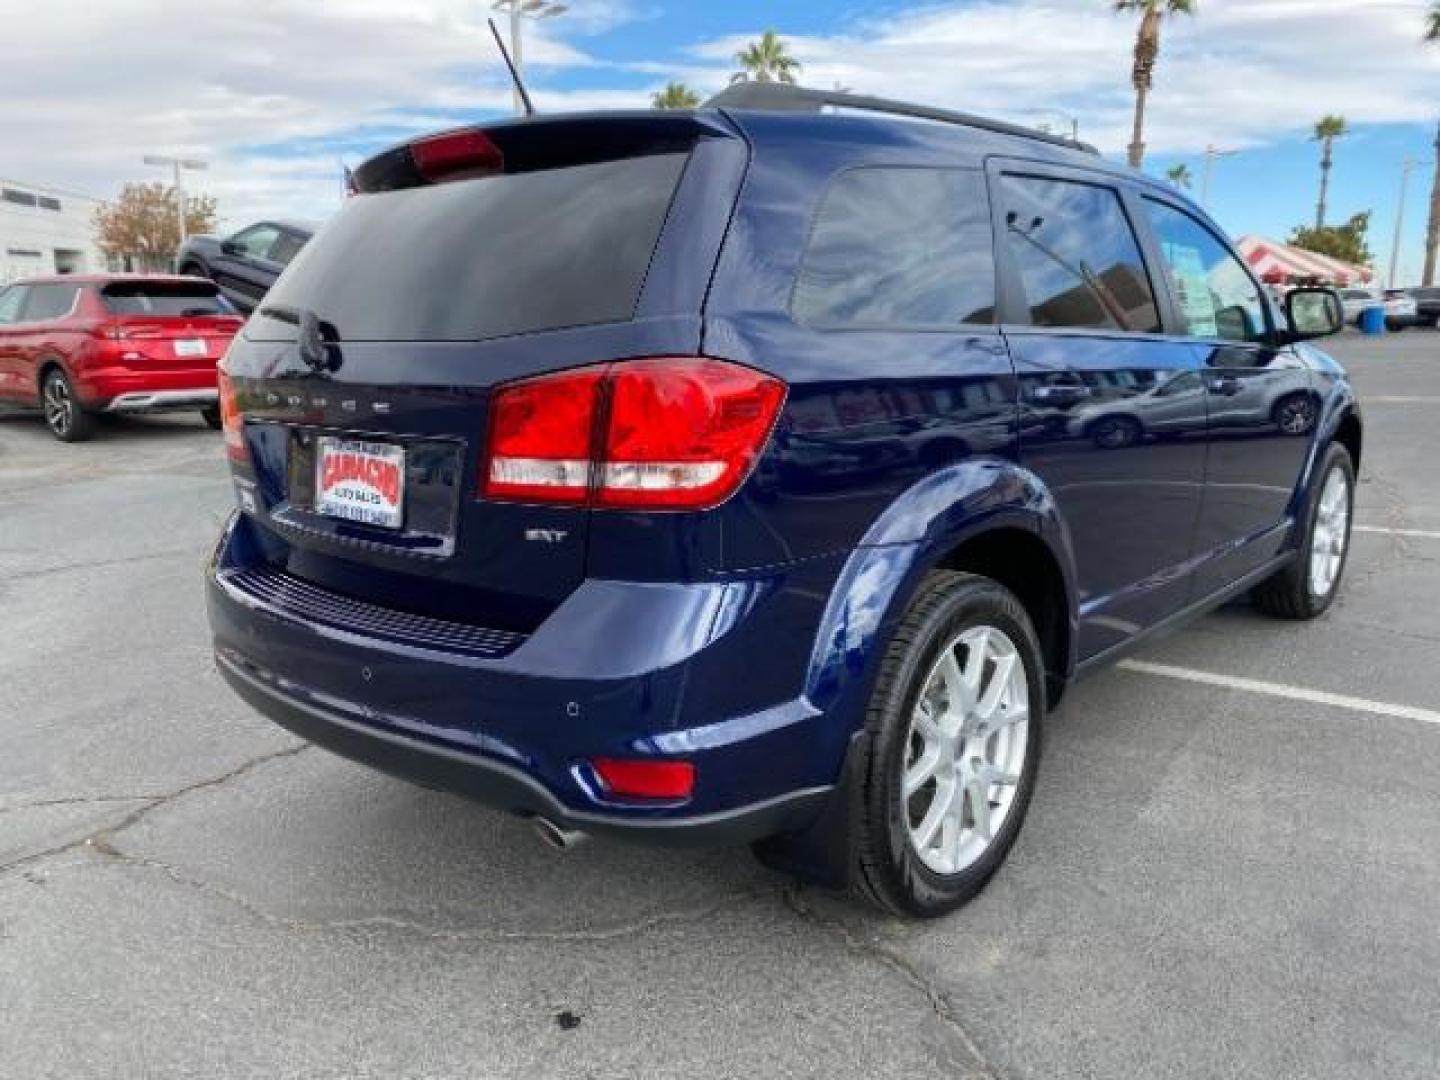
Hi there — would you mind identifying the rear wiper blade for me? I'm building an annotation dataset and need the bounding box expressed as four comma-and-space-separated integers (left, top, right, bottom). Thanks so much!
258, 303, 341, 372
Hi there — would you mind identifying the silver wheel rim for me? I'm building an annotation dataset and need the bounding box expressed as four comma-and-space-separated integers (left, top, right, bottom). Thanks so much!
1309, 466, 1350, 598
903, 625, 1030, 875
44, 377, 72, 436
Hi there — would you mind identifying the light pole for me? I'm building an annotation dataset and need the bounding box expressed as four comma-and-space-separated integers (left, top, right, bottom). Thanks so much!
1200, 145, 1238, 208
1388, 158, 1425, 290
143, 154, 208, 246
492, 0, 567, 116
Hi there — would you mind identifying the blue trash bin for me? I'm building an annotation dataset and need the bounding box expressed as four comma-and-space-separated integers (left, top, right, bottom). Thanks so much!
1360, 305, 1387, 335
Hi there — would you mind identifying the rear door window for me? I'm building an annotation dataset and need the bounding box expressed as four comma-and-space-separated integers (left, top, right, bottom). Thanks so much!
102, 281, 236, 316
252, 153, 689, 343
998, 174, 1161, 334
791, 167, 996, 328
19, 283, 80, 322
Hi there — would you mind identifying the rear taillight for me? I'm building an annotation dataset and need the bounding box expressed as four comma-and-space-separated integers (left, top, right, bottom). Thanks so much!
481, 358, 785, 511
217, 370, 247, 464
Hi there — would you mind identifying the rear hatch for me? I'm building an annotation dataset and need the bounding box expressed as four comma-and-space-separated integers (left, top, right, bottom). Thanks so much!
221, 112, 744, 632
102, 280, 242, 369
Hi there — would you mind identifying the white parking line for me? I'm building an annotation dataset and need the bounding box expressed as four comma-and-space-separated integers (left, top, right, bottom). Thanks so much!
1117, 660, 1440, 727
1354, 525, 1440, 540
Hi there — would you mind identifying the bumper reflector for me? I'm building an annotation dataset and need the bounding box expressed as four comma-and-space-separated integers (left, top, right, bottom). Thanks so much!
592, 758, 695, 800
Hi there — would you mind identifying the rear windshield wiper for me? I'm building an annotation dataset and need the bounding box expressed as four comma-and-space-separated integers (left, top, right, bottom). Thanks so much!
258, 303, 342, 371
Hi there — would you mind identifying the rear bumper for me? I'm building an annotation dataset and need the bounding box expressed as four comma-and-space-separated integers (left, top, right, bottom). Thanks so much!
106, 388, 218, 412
205, 512, 853, 843
215, 650, 828, 846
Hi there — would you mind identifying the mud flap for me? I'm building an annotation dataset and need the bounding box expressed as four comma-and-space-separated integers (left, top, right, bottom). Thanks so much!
749, 731, 867, 890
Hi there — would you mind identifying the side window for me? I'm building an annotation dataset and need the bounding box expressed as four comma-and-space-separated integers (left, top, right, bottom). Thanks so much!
998, 175, 1160, 334
269, 231, 305, 266
231, 225, 281, 259
1143, 199, 1269, 345
0, 286, 26, 324
792, 167, 996, 329
19, 284, 79, 322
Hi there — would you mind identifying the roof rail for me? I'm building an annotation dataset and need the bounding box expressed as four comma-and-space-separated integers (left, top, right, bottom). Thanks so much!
704, 82, 1100, 156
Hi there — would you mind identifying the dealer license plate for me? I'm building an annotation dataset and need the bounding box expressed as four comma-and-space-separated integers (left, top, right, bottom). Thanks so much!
315, 437, 406, 530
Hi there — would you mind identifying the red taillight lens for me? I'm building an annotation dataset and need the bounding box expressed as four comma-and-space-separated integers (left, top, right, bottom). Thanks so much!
482, 368, 604, 503
217, 370, 247, 464
409, 129, 503, 183
592, 758, 695, 800
599, 359, 786, 509
480, 358, 785, 511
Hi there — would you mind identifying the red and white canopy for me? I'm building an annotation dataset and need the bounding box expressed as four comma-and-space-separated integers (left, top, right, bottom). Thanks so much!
1235, 235, 1372, 287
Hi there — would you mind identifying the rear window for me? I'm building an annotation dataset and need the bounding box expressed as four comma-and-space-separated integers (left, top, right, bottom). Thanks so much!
792, 167, 996, 329
103, 281, 235, 316
252, 153, 688, 343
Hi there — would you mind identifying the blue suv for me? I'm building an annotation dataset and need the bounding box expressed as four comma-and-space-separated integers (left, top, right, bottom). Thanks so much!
206, 84, 1360, 916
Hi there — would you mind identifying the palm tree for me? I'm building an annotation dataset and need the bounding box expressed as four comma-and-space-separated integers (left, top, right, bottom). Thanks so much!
731, 30, 801, 85
651, 82, 701, 109
1114, 1, 1197, 169
1166, 163, 1193, 190
1311, 115, 1349, 230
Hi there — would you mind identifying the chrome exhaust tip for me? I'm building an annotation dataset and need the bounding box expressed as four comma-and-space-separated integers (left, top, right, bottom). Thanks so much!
533, 816, 588, 851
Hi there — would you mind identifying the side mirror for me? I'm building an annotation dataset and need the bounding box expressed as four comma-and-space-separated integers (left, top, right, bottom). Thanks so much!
1284, 287, 1344, 341
220, 239, 242, 256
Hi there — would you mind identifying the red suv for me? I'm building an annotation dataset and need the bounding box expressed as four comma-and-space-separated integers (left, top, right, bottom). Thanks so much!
0, 274, 244, 441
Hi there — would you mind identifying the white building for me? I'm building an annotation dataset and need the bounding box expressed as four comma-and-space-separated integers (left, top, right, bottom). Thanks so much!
0, 178, 111, 284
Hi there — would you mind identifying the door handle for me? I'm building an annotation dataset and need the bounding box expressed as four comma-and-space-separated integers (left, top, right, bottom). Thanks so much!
1208, 375, 1242, 397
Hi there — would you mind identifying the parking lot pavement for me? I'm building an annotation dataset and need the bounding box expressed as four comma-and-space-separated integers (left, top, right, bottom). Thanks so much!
2, 329, 1437, 1080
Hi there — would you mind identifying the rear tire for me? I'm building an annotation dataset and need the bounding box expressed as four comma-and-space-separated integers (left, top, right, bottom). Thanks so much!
201, 405, 223, 430
42, 368, 93, 443
1251, 442, 1354, 619
851, 571, 1044, 917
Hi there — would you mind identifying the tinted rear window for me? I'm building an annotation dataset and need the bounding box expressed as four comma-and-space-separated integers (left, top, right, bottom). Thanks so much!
103, 282, 235, 316
252, 153, 688, 342
792, 167, 996, 329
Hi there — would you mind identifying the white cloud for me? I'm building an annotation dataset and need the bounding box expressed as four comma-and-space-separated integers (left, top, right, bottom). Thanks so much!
1, 0, 1436, 232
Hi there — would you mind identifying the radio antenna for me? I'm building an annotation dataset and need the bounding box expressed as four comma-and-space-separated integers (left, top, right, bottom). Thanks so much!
488, 18, 536, 117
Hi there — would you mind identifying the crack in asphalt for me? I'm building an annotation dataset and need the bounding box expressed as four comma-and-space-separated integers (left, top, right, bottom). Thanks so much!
0, 742, 309, 876
781, 885, 1003, 1080
56, 841, 772, 944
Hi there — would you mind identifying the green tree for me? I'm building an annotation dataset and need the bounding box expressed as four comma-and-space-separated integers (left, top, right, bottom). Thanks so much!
731, 30, 801, 85
1114, 1, 1197, 169
1311, 115, 1349, 230
651, 82, 701, 109
1290, 212, 1374, 269
1166, 163, 1193, 190
93, 182, 219, 271
1427, 2, 1440, 40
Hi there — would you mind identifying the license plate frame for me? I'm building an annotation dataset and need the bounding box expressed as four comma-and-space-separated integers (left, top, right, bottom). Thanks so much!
173, 338, 207, 358
314, 436, 407, 530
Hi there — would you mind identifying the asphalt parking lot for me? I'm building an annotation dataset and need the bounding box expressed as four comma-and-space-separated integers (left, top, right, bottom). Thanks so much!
2, 330, 1437, 1080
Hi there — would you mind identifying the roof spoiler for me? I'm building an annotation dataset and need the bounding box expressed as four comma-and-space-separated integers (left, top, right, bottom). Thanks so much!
705, 83, 1099, 156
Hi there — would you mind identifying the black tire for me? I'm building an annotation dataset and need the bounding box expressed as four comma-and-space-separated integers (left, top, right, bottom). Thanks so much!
201, 405, 223, 430
1271, 391, 1319, 436
1251, 442, 1354, 619
1089, 414, 1141, 449
851, 571, 1045, 917
41, 367, 94, 443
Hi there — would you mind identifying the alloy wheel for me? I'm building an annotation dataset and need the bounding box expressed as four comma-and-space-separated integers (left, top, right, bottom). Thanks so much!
903, 625, 1030, 875
43, 375, 73, 438
1309, 465, 1350, 598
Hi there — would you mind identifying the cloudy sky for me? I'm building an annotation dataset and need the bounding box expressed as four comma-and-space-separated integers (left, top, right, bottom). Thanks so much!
2, 0, 1438, 278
